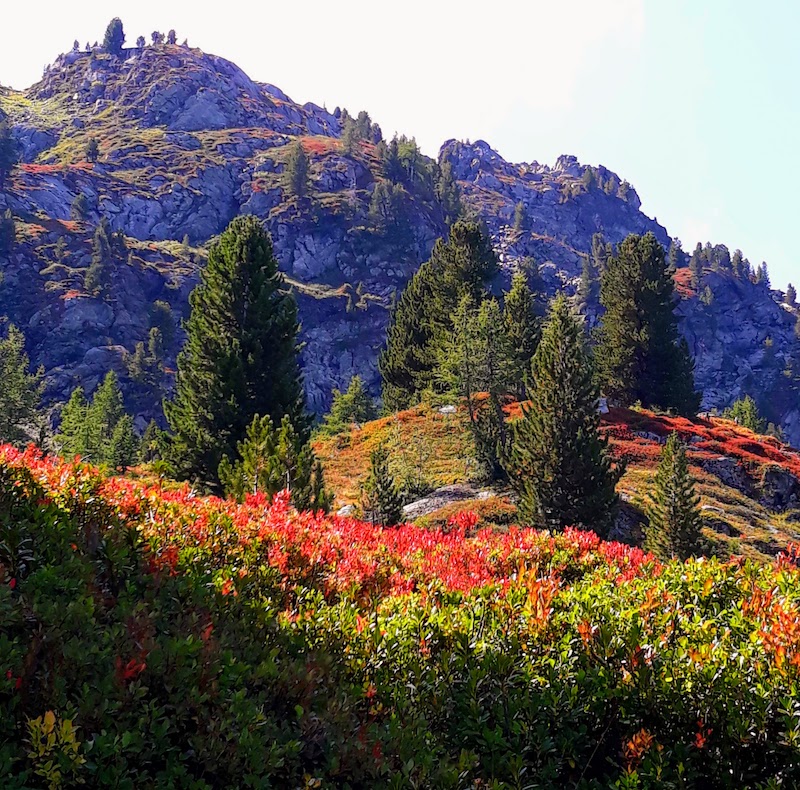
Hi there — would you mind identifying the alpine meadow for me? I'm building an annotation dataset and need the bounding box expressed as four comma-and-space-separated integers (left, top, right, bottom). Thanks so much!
2, 11, 800, 789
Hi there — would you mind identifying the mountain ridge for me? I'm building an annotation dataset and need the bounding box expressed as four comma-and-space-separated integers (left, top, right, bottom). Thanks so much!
0, 39, 798, 440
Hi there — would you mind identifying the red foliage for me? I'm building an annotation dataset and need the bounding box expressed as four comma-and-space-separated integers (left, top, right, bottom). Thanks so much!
0, 445, 655, 601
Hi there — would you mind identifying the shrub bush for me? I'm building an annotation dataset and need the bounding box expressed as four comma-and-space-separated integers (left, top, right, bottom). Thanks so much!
1, 445, 799, 786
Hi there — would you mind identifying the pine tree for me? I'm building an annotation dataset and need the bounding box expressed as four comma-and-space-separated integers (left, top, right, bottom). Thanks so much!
513, 201, 526, 232
108, 414, 139, 469
85, 221, 111, 296
136, 35, 146, 49
645, 433, 701, 561
0, 210, 15, 254
71, 194, 89, 221
755, 262, 770, 287
284, 140, 310, 198
0, 325, 44, 447
56, 388, 89, 458
103, 18, 125, 56
576, 255, 599, 315
219, 414, 330, 511
56, 372, 133, 466
0, 119, 16, 187
167, 30, 177, 45
362, 441, 403, 527
786, 283, 797, 307
504, 295, 621, 535
595, 232, 701, 416
689, 246, 703, 289
724, 395, 767, 434
165, 215, 306, 486
320, 376, 376, 435
379, 221, 496, 410
435, 159, 462, 225
503, 271, 541, 397
86, 371, 125, 464
86, 138, 99, 163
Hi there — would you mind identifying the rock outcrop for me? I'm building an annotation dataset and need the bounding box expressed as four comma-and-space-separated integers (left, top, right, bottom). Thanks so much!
1, 41, 798, 444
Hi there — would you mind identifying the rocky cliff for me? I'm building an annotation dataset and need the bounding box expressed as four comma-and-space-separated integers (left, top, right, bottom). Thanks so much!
0, 41, 798, 440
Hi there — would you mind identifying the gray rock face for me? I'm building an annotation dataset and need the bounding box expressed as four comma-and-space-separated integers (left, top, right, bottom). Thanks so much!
702, 457, 754, 495
760, 466, 800, 511
2, 45, 799, 443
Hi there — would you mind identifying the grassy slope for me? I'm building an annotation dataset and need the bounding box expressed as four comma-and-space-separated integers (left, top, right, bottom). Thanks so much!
315, 403, 800, 561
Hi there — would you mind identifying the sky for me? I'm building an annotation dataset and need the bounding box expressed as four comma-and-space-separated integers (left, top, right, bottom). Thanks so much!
1, 1, 798, 288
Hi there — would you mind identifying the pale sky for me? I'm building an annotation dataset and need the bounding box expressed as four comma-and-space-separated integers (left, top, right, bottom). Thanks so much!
1, 1, 797, 289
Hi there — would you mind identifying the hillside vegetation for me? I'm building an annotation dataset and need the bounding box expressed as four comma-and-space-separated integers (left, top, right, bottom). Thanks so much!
315, 404, 800, 562
2, 444, 800, 787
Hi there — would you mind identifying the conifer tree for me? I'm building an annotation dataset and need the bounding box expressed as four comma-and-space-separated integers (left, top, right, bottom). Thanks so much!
284, 140, 310, 198
435, 159, 462, 226
505, 295, 621, 535
362, 441, 403, 527
108, 413, 139, 469
503, 271, 541, 397
755, 262, 771, 287
689, 247, 703, 288
86, 138, 99, 163
513, 201, 526, 232
0, 324, 44, 447
320, 376, 376, 435
56, 372, 135, 466
724, 395, 767, 434
103, 18, 125, 56
0, 210, 15, 254
56, 387, 89, 458
596, 232, 700, 416
218, 414, 330, 511
71, 194, 89, 221
135, 35, 146, 49
0, 119, 16, 187
786, 283, 797, 307
380, 221, 496, 410
645, 432, 701, 561
166, 215, 306, 486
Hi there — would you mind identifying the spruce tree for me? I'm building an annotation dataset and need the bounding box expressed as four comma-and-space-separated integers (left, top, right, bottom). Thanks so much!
645, 432, 701, 561
786, 283, 797, 307
284, 140, 310, 198
505, 295, 621, 535
362, 441, 403, 527
379, 221, 496, 410
166, 215, 306, 486
0, 325, 44, 447
103, 18, 125, 56
596, 232, 701, 416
